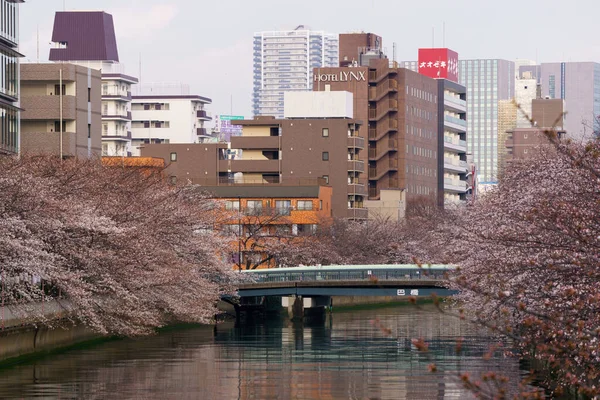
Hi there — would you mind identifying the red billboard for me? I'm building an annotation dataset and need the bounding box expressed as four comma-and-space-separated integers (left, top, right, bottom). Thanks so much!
418, 48, 459, 83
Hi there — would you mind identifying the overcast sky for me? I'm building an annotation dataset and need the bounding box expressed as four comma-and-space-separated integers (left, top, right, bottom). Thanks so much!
20, 0, 600, 122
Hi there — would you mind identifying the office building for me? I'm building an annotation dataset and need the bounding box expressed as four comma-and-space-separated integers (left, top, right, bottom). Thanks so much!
540, 62, 600, 139
252, 26, 338, 118
0, 0, 24, 155
457, 59, 514, 183
20, 63, 102, 157
49, 11, 139, 157
130, 93, 212, 156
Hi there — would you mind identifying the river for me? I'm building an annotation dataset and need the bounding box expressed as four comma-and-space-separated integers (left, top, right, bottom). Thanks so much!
0, 304, 524, 399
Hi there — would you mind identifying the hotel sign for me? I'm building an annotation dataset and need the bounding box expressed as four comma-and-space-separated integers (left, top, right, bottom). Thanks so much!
314, 71, 366, 82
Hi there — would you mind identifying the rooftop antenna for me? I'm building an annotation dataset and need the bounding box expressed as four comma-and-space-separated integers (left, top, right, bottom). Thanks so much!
392, 42, 397, 64
443, 21, 446, 47
138, 52, 142, 85
432, 27, 435, 48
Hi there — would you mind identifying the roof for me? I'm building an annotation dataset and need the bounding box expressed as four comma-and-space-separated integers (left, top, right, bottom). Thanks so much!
132, 95, 212, 103
49, 11, 119, 62
198, 185, 322, 199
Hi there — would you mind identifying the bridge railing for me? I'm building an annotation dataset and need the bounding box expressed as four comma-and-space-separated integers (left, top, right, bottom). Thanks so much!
244, 266, 452, 283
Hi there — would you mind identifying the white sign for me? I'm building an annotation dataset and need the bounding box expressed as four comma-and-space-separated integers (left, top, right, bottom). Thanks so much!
314, 71, 366, 82
397, 289, 405, 296
410, 289, 419, 296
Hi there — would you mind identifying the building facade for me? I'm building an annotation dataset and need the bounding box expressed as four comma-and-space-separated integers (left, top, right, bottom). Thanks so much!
49, 11, 139, 157
130, 95, 212, 156
540, 62, 600, 139
20, 63, 102, 157
0, 0, 23, 155
315, 59, 439, 214
252, 26, 338, 118
438, 79, 468, 204
208, 185, 333, 269
458, 59, 514, 183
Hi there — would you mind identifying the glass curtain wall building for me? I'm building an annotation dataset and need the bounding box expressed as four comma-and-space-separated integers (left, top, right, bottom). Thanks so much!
458, 60, 514, 183
253, 26, 338, 118
0, 0, 23, 155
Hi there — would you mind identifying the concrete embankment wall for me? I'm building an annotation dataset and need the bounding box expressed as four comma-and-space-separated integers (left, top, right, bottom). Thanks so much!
0, 301, 100, 364
0, 324, 99, 363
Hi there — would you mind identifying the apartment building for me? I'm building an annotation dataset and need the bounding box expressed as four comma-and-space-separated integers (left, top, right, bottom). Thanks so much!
505, 99, 565, 165
0, 0, 24, 155
20, 63, 102, 157
208, 184, 333, 269
253, 26, 338, 118
49, 11, 139, 157
314, 45, 439, 215
130, 94, 212, 155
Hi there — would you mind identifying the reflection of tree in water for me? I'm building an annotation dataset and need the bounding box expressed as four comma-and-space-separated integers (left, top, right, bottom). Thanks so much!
0, 305, 524, 400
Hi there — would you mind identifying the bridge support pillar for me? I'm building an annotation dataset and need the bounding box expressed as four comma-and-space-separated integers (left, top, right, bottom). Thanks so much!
283, 296, 330, 322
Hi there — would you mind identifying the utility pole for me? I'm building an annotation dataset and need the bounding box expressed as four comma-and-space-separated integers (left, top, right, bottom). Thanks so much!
59, 67, 63, 160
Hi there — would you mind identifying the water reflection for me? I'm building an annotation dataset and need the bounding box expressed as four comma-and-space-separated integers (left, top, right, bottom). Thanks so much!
0, 305, 522, 399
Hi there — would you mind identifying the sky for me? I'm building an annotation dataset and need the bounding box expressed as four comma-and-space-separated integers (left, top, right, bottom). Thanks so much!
20, 0, 600, 123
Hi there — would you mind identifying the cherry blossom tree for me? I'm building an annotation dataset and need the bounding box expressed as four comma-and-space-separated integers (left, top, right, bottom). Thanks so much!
0, 156, 237, 336
440, 137, 600, 397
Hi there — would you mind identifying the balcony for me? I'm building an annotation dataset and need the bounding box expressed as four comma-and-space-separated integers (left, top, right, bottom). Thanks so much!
347, 207, 368, 219
102, 89, 132, 101
444, 158, 468, 173
443, 136, 467, 153
347, 136, 365, 149
197, 110, 212, 120
102, 131, 132, 141
444, 178, 468, 193
347, 182, 368, 196
231, 136, 280, 149
374, 118, 398, 139
219, 159, 280, 173
369, 139, 398, 160
20, 95, 77, 120
369, 158, 398, 180
102, 110, 132, 121
197, 127, 208, 136
347, 160, 365, 173
374, 79, 398, 101
444, 96, 467, 113
444, 115, 467, 132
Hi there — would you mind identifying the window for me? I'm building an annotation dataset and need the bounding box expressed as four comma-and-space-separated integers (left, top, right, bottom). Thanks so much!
225, 200, 240, 211
297, 224, 317, 235
322, 128, 329, 137
246, 200, 263, 215
222, 224, 241, 236
275, 200, 291, 216
297, 200, 313, 211
275, 225, 292, 235
322, 151, 329, 161
144, 104, 150, 110
155, 121, 162, 128
155, 104, 162, 111
170, 152, 177, 162
54, 121, 66, 132
54, 84, 65, 96
319, 200, 323, 210
322, 175, 329, 184
144, 121, 150, 128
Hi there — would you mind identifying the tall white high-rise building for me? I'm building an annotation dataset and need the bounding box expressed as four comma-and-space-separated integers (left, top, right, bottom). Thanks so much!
458, 60, 514, 183
252, 26, 338, 118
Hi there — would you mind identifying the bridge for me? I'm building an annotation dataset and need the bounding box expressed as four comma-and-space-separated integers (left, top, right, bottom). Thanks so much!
229, 265, 457, 321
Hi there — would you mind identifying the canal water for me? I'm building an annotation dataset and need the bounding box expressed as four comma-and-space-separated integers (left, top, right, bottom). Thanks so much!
0, 304, 523, 399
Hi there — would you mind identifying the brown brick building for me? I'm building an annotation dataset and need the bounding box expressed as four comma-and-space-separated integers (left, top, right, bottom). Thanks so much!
505, 99, 565, 163
20, 63, 102, 158
313, 50, 439, 213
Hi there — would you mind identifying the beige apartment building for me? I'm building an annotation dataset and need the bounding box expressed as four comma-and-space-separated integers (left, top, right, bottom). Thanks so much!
20, 63, 102, 158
